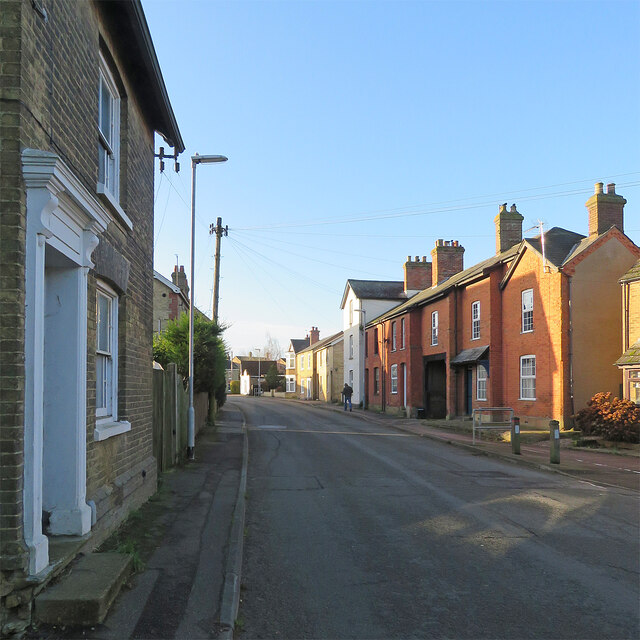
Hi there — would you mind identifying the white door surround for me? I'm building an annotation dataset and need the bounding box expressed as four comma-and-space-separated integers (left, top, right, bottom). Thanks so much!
22, 150, 112, 575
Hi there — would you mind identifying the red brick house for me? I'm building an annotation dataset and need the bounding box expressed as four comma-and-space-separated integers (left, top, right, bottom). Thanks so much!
366, 185, 640, 428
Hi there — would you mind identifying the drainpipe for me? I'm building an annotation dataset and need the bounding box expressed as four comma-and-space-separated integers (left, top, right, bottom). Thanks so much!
623, 281, 630, 352
382, 322, 386, 413
568, 275, 575, 419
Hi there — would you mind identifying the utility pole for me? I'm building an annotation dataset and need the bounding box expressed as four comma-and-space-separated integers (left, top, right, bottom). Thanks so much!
209, 216, 228, 323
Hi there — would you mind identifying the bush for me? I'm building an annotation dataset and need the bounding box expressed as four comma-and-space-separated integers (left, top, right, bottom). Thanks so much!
574, 392, 640, 443
230, 380, 240, 394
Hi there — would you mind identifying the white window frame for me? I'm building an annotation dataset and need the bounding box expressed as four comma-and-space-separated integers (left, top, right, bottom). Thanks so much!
431, 311, 438, 346
476, 364, 488, 401
401, 318, 405, 350
374, 367, 380, 394
306, 377, 312, 398
300, 355, 304, 369
472, 301, 481, 340
95, 280, 130, 441
287, 352, 295, 369
520, 355, 536, 400
98, 54, 121, 205
391, 322, 397, 351
522, 289, 534, 333
349, 300, 354, 326
349, 369, 354, 387
390, 364, 398, 394
349, 334, 354, 359
286, 375, 296, 393
308, 354, 311, 368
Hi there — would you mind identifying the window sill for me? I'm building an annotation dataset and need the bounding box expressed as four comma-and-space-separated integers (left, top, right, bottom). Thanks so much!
521, 330, 534, 334
94, 419, 131, 441
519, 398, 536, 402
97, 183, 133, 231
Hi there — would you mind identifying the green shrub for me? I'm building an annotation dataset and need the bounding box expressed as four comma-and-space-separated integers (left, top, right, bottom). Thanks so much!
574, 392, 640, 443
230, 380, 240, 394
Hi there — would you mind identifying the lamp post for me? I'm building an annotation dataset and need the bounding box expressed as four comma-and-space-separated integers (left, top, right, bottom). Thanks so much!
354, 308, 366, 408
188, 153, 227, 460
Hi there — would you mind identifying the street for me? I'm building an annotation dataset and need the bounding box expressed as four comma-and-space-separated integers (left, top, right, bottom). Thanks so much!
235, 397, 639, 640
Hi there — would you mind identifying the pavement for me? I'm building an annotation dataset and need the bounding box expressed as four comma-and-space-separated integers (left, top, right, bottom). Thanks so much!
29, 398, 639, 639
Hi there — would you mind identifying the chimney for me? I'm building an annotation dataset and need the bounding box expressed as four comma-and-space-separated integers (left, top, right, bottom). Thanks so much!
586, 182, 626, 236
494, 203, 524, 254
172, 265, 189, 297
404, 255, 432, 294
310, 326, 320, 344
431, 240, 464, 286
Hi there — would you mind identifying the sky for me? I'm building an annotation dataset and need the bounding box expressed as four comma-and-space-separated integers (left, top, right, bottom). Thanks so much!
143, 0, 640, 358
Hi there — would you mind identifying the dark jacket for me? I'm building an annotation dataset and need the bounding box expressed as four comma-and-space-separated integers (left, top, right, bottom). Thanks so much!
342, 384, 353, 399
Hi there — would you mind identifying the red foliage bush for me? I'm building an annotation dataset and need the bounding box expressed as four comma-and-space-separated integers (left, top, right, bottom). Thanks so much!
574, 392, 640, 443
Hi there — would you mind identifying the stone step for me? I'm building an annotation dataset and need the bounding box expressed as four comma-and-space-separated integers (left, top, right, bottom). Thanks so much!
34, 552, 132, 626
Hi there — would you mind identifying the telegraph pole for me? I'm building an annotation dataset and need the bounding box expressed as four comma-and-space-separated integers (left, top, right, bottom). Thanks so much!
209, 216, 228, 323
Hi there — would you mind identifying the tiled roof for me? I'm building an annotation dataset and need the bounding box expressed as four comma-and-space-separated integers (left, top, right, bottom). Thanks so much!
370, 244, 520, 324
620, 259, 640, 283
299, 331, 343, 354
616, 339, 640, 366
450, 345, 489, 365
289, 338, 310, 354
526, 227, 586, 267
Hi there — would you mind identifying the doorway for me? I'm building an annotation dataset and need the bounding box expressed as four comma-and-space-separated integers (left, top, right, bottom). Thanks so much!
424, 357, 446, 418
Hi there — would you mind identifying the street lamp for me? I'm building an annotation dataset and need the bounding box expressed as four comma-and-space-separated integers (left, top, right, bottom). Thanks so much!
354, 308, 366, 408
188, 153, 228, 460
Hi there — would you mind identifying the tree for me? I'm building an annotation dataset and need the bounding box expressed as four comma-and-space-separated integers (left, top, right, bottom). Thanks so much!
264, 363, 284, 391
153, 312, 228, 409
263, 332, 283, 361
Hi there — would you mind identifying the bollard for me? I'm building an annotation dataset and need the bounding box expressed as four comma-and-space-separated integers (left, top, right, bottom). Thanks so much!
511, 416, 521, 455
549, 420, 560, 464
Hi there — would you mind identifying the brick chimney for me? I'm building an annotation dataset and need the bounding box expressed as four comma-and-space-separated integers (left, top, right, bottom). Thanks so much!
586, 182, 626, 236
309, 326, 320, 344
431, 240, 464, 286
404, 255, 432, 294
494, 203, 524, 254
172, 265, 189, 297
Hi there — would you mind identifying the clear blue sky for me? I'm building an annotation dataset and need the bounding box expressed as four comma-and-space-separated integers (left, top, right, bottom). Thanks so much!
144, 0, 640, 357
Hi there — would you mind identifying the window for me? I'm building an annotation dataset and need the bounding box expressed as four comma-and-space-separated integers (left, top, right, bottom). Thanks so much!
319, 350, 323, 366
286, 376, 296, 393
391, 322, 397, 351
349, 334, 354, 359
374, 368, 380, 394
349, 300, 353, 326
306, 377, 312, 398
401, 318, 405, 349
374, 328, 379, 354
287, 352, 295, 369
477, 364, 487, 401
308, 354, 311, 368
522, 289, 534, 332
349, 369, 354, 387
391, 364, 398, 394
628, 370, 640, 405
431, 311, 438, 346
520, 355, 536, 400
472, 301, 480, 340
96, 282, 117, 419
98, 54, 120, 203
300, 355, 304, 369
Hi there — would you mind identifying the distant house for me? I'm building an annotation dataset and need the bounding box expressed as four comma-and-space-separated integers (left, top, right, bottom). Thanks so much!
234, 355, 279, 395
284, 329, 317, 397
314, 332, 344, 403
153, 266, 190, 333
366, 184, 640, 427
0, 0, 183, 630
616, 259, 640, 403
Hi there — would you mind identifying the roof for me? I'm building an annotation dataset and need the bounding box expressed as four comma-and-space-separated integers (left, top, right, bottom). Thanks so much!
450, 346, 489, 366
153, 270, 181, 294
97, 1, 185, 153
299, 331, 343, 354
289, 338, 310, 354
340, 279, 406, 309
526, 227, 586, 267
620, 259, 640, 283
370, 244, 520, 325
235, 359, 279, 377
616, 340, 640, 367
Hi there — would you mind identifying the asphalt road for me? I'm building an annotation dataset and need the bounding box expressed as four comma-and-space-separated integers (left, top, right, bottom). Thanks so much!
234, 397, 639, 640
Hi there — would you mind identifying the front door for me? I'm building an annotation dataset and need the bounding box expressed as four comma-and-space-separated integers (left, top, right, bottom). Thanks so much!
424, 358, 446, 418
465, 367, 473, 415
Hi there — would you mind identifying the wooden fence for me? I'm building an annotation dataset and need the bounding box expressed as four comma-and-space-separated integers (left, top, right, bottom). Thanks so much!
152, 363, 209, 472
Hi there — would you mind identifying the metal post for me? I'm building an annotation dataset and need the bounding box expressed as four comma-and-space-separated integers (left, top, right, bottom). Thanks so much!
511, 416, 521, 455
549, 419, 560, 464
187, 159, 197, 460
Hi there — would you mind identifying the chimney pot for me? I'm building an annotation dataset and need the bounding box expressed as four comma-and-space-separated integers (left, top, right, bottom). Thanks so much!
415, 256, 419, 262
595, 182, 604, 194
510, 204, 518, 213
406, 255, 411, 262
499, 203, 507, 213
422, 256, 427, 262
607, 183, 616, 194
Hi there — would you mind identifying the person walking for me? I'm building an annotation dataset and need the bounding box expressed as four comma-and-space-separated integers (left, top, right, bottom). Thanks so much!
342, 383, 353, 412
